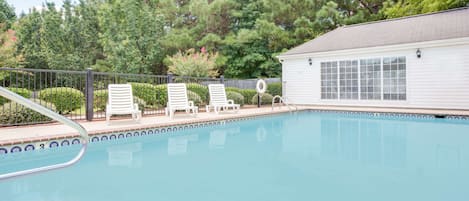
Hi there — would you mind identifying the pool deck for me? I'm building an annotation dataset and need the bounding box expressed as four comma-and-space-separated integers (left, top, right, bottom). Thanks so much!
1, 105, 468, 146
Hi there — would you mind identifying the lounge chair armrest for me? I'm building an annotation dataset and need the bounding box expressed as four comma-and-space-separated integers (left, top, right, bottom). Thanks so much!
227, 99, 234, 104
188, 101, 195, 107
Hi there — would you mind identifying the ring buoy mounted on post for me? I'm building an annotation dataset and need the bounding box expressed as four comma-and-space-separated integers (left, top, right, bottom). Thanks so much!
256, 79, 267, 108
256, 79, 267, 94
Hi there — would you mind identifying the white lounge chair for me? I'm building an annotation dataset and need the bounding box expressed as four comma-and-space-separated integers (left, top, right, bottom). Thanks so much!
166, 83, 198, 119
106, 84, 141, 125
206, 84, 240, 114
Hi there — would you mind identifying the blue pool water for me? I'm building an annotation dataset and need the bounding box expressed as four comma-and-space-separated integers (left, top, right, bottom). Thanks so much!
1, 111, 469, 201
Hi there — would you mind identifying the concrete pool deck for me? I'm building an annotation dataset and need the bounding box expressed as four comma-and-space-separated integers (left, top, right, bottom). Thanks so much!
1, 105, 468, 146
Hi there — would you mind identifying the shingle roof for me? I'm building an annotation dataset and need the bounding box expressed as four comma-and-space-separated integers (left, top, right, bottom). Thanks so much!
281, 7, 469, 56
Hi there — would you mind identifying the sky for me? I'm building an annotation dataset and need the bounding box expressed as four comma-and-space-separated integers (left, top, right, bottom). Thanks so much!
6, 0, 65, 16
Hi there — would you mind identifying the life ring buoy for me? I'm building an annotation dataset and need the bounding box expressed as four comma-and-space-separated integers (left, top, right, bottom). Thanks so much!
256, 79, 267, 94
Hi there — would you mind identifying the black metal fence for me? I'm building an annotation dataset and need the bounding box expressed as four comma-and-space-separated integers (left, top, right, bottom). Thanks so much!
0, 68, 261, 126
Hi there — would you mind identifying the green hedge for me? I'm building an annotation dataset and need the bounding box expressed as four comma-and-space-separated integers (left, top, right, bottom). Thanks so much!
0, 99, 55, 124
0, 88, 33, 105
186, 83, 208, 104
241, 89, 257, 104
38, 87, 84, 114
251, 93, 273, 105
226, 87, 257, 104
155, 84, 168, 107
187, 90, 202, 105
94, 89, 108, 111
227, 91, 244, 106
267, 82, 282, 96
130, 83, 167, 107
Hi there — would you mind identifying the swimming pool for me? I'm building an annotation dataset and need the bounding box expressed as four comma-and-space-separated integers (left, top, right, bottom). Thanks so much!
1, 111, 468, 201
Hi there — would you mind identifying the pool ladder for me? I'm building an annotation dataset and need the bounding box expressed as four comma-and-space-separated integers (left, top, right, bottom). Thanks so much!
0, 86, 89, 180
271, 95, 297, 112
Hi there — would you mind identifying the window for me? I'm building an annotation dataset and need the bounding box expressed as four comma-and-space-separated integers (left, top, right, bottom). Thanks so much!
320, 61, 338, 99
360, 58, 381, 100
319, 56, 406, 101
339, 60, 358, 99
383, 57, 406, 100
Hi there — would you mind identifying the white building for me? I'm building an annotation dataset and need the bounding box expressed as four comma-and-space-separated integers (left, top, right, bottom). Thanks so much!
278, 8, 469, 110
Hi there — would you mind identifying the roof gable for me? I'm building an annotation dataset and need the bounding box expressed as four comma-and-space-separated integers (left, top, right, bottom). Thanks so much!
281, 7, 469, 56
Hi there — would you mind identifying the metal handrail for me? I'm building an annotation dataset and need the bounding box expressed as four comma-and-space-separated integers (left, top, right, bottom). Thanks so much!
0, 86, 89, 180
271, 95, 297, 112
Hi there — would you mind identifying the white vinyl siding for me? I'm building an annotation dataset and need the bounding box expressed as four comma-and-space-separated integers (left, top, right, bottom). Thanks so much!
282, 42, 469, 110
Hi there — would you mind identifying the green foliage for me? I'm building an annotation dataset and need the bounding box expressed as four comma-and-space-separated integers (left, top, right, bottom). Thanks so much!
0, 99, 55, 124
38, 87, 85, 114
0, 30, 23, 68
240, 89, 257, 104
167, 48, 219, 77
0, 0, 15, 31
98, 0, 165, 74
226, 91, 244, 106
186, 83, 209, 104
251, 93, 274, 105
15, 1, 101, 70
93, 89, 108, 111
381, 0, 469, 18
130, 83, 167, 107
187, 90, 202, 105
0, 87, 32, 105
267, 82, 282, 96
226, 87, 257, 104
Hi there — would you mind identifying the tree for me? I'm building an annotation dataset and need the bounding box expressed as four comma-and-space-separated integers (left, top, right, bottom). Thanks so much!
98, 0, 165, 74
0, 0, 15, 31
381, 0, 469, 18
167, 48, 219, 77
0, 29, 23, 68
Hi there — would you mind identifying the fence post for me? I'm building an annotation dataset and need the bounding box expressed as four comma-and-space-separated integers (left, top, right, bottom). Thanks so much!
167, 73, 173, 83
85, 68, 94, 121
220, 75, 224, 84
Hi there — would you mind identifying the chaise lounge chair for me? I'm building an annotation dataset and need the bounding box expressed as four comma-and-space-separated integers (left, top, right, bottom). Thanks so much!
206, 84, 240, 114
106, 84, 141, 125
166, 83, 198, 119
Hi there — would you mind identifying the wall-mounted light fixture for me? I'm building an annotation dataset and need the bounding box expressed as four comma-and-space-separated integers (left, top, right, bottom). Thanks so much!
416, 49, 422, 58
308, 58, 312, 66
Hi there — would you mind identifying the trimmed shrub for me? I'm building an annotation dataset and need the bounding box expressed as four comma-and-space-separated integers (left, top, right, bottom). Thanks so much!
186, 83, 208, 104
0, 99, 56, 124
0, 88, 33, 105
155, 84, 168, 107
38, 87, 84, 114
225, 87, 257, 104
251, 93, 274, 105
267, 82, 282, 96
226, 91, 244, 106
130, 83, 167, 107
241, 89, 257, 104
93, 89, 108, 111
187, 90, 202, 105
